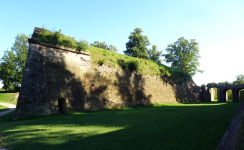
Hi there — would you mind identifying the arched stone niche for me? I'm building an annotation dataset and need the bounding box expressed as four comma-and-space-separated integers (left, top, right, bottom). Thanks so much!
56, 92, 71, 114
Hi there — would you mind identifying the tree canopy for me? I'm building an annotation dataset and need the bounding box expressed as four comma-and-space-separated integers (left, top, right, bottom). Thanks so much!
147, 45, 162, 64
0, 33, 30, 90
90, 41, 118, 52
124, 28, 150, 59
234, 74, 244, 84
163, 37, 203, 76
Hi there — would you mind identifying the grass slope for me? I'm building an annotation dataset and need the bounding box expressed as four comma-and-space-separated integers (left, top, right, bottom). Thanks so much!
86, 46, 191, 84
0, 90, 18, 105
0, 101, 241, 150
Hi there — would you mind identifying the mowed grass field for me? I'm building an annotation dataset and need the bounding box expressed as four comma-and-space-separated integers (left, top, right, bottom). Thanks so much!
0, 89, 18, 105
0, 89, 18, 113
0, 98, 242, 150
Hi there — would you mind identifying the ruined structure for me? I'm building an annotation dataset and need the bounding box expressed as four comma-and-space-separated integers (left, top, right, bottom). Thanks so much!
14, 27, 203, 120
201, 84, 244, 102
201, 87, 215, 102
217, 84, 244, 102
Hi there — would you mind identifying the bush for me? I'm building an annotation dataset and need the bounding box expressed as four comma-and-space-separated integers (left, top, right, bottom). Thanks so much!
118, 59, 129, 70
53, 29, 62, 44
77, 42, 88, 52
127, 60, 139, 71
37, 28, 88, 51
97, 59, 106, 66
207, 82, 218, 88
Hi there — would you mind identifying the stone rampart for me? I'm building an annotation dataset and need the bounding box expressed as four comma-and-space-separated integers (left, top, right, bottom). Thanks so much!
14, 27, 203, 120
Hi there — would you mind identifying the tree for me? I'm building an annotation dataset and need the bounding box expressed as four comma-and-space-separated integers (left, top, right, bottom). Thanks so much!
81, 39, 89, 45
90, 41, 118, 52
0, 33, 29, 90
124, 28, 150, 59
163, 37, 203, 76
90, 41, 107, 49
107, 44, 118, 52
147, 45, 162, 64
0, 51, 19, 90
234, 74, 244, 85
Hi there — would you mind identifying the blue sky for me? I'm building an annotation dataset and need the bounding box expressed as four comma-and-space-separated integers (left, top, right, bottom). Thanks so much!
0, 0, 244, 86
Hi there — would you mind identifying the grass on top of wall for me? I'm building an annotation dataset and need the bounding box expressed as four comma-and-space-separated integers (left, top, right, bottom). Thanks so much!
86, 46, 192, 84
0, 101, 241, 150
37, 28, 88, 52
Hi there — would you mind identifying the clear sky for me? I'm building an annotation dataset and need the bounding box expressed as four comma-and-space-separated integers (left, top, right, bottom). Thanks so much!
0, 0, 244, 87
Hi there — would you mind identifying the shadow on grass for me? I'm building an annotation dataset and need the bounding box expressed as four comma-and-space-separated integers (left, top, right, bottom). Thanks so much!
0, 91, 18, 93
0, 102, 241, 150
0, 108, 9, 112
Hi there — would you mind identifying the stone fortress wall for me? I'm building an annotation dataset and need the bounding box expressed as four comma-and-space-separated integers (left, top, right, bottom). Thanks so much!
14, 27, 204, 120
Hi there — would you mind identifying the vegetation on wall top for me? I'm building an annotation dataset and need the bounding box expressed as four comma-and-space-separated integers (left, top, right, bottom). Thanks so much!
124, 27, 150, 59
123, 28, 202, 77
87, 46, 192, 84
36, 27, 192, 84
203, 77, 244, 88
0, 27, 190, 87
163, 37, 203, 76
37, 28, 88, 52
147, 45, 162, 64
90, 41, 118, 52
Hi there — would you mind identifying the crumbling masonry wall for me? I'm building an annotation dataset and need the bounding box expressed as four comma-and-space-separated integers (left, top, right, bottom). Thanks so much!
14, 28, 203, 120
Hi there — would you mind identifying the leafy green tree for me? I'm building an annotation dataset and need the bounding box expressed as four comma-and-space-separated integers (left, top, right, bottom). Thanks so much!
207, 82, 218, 87
124, 28, 150, 59
0, 51, 19, 90
147, 45, 162, 64
0, 33, 29, 90
90, 41, 107, 49
107, 44, 118, 52
234, 74, 244, 85
81, 40, 89, 45
90, 41, 118, 52
77, 41, 88, 52
163, 37, 203, 76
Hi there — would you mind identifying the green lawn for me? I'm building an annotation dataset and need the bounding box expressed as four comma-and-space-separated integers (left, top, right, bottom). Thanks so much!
0, 101, 241, 150
0, 105, 8, 112
0, 89, 18, 105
